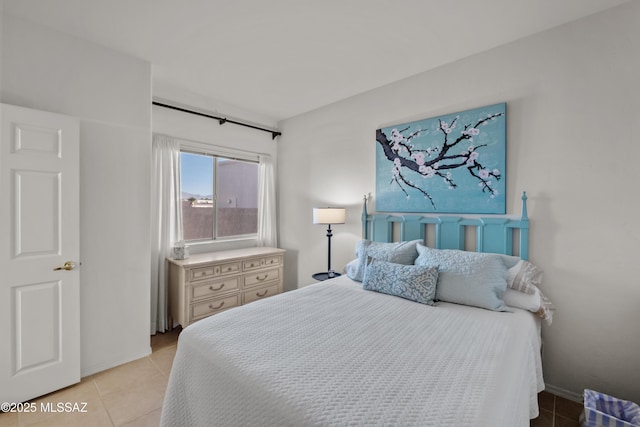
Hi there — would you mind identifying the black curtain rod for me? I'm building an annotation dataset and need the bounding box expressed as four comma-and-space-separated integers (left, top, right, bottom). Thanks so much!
152, 101, 282, 140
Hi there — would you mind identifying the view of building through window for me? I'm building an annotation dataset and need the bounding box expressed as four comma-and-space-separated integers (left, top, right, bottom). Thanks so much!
180, 151, 258, 241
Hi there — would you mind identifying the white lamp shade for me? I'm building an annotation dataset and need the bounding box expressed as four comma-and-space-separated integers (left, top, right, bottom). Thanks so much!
313, 207, 346, 225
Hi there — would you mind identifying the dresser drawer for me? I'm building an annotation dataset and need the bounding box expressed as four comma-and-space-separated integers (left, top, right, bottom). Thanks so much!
190, 294, 240, 321
191, 277, 239, 301
244, 268, 280, 288
189, 265, 217, 282
189, 262, 240, 282
218, 262, 241, 275
243, 283, 280, 304
242, 258, 263, 271
263, 255, 282, 267
243, 256, 282, 271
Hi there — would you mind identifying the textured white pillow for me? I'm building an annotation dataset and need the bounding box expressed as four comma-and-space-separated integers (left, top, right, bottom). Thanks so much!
507, 259, 543, 294
499, 255, 543, 294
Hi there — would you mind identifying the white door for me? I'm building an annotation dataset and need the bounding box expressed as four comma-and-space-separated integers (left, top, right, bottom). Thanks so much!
0, 104, 80, 403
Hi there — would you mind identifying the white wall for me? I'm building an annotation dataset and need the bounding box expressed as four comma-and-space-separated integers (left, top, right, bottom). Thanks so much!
152, 83, 279, 254
1, 14, 153, 376
278, 2, 640, 403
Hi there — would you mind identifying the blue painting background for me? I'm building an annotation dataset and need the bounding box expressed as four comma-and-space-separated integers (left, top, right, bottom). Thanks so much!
376, 103, 506, 213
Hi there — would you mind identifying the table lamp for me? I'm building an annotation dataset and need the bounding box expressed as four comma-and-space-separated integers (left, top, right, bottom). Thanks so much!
312, 207, 346, 281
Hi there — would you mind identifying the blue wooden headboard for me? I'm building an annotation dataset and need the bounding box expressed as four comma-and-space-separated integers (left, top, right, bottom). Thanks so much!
362, 192, 530, 260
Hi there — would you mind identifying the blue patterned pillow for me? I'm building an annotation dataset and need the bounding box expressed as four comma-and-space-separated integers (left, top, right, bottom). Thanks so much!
415, 244, 510, 312
362, 259, 438, 305
346, 239, 421, 282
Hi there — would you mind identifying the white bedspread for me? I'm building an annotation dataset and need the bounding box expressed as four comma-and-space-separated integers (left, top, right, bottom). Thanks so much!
161, 276, 544, 427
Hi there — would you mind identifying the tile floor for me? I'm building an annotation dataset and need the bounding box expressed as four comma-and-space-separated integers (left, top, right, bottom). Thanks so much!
1, 327, 581, 426
0, 328, 180, 427
532, 390, 582, 427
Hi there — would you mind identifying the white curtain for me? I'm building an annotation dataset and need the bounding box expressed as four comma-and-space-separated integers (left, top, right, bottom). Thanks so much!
150, 134, 183, 334
257, 154, 277, 247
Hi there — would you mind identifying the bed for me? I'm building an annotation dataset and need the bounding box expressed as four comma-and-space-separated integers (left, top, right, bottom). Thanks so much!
161, 192, 552, 427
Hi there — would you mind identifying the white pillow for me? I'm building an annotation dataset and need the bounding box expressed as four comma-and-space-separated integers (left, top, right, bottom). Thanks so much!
502, 287, 542, 312
500, 256, 543, 294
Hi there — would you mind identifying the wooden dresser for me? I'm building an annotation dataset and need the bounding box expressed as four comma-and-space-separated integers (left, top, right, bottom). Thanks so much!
167, 247, 285, 327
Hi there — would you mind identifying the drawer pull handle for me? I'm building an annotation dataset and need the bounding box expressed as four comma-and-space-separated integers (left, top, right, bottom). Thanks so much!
209, 301, 225, 310
256, 290, 268, 297
209, 284, 225, 291
226, 267, 233, 271
256, 274, 268, 281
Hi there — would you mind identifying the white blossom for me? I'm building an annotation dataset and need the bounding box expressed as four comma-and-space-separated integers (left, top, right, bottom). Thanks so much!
390, 128, 404, 144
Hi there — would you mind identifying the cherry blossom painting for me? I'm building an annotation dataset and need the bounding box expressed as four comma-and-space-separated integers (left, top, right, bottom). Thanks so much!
376, 103, 506, 213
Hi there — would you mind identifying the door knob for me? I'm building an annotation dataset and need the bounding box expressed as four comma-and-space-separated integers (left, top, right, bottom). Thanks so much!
53, 261, 76, 271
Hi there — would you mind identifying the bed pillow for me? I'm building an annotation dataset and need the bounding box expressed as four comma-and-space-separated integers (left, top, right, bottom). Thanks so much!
498, 255, 543, 294
503, 286, 556, 325
415, 244, 510, 312
509, 259, 543, 294
346, 239, 421, 282
342, 259, 359, 275
503, 287, 541, 312
362, 259, 438, 305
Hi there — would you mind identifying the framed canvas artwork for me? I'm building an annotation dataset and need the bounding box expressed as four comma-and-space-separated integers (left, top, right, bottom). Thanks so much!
376, 103, 506, 213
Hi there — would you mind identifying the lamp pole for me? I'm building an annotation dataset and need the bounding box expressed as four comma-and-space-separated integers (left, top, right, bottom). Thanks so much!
326, 224, 334, 276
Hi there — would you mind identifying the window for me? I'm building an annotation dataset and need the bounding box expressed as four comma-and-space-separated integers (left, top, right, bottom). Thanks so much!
180, 151, 258, 241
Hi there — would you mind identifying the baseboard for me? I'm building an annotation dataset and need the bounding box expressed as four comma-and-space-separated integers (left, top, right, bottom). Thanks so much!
545, 383, 583, 402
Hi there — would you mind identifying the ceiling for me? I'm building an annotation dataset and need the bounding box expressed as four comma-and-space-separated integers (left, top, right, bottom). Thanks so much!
2, 0, 629, 122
